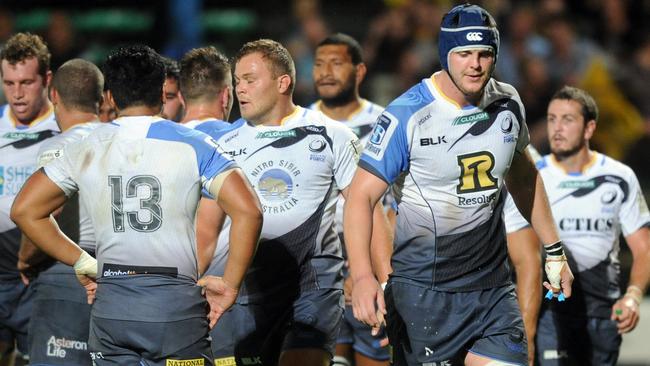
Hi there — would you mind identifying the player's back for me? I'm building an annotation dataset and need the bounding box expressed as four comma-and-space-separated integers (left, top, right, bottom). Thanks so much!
44, 116, 234, 322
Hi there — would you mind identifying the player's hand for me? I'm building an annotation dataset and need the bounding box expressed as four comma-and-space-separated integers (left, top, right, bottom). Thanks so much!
611, 295, 640, 334
76, 274, 97, 304
197, 276, 239, 329
351, 275, 385, 330
543, 257, 573, 299
343, 276, 353, 305
17, 259, 35, 285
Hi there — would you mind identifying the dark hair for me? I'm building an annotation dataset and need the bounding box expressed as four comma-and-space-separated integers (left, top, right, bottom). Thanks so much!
103, 45, 165, 110
316, 33, 363, 65
234, 39, 295, 93
0, 32, 51, 77
179, 46, 230, 103
52, 59, 104, 114
162, 56, 180, 81
551, 86, 599, 123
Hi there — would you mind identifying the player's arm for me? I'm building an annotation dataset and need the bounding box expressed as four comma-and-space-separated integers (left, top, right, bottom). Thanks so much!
611, 227, 650, 333
506, 149, 573, 298
507, 226, 541, 365
343, 167, 389, 327
196, 197, 227, 276
198, 168, 262, 327
10, 169, 97, 301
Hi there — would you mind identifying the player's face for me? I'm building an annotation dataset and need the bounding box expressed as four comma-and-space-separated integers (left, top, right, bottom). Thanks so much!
1, 57, 49, 124
313, 45, 357, 103
162, 77, 183, 121
234, 52, 279, 124
547, 99, 590, 158
447, 49, 494, 98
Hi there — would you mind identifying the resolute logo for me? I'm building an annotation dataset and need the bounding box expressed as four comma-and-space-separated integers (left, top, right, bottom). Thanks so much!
466, 32, 483, 41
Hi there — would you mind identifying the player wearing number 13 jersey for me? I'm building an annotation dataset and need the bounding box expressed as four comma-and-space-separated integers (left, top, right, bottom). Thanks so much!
10, 45, 262, 366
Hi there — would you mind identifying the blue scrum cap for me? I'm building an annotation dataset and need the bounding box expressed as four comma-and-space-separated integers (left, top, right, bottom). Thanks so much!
438, 3, 500, 71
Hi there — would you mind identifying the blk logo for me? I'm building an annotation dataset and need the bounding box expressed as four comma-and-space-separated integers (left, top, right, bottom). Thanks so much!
420, 136, 447, 146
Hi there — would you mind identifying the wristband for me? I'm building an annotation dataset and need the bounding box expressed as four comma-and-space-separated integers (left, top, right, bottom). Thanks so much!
626, 285, 643, 296
544, 240, 565, 258
73, 251, 97, 278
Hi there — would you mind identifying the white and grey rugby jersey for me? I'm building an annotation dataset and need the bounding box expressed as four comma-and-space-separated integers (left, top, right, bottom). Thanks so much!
539, 152, 650, 317
37, 122, 103, 252
309, 99, 384, 235
44, 116, 235, 282
360, 75, 529, 291
202, 106, 360, 303
0, 104, 58, 279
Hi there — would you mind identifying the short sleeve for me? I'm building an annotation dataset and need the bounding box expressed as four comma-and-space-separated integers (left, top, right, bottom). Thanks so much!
42, 141, 81, 197
331, 124, 362, 191
358, 110, 410, 184
619, 169, 650, 236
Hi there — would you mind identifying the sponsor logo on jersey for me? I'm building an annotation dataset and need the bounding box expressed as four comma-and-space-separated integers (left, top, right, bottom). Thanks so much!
500, 114, 513, 133
255, 130, 297, 139
369, 115, 391, 145
46, 335, 87, 359
452, 112, 488, 126
457, 192, 497, 206
310, 154, 326, 162
0, 165, 35, 196
601, 190, 617, 204
252, 161, 302, 214
224, 131, 239, 143
214, 357, 237, 366
0, 130, 57, 149
503, 134, 515, 143
417, 114, 431, 126
308, 139, 327, 153
420, 136, 447, 146
225, 148, 247, 157
166, 359, 205, 366
559, 180, 594, 189
558, 217, 614, 232
241, 357, 262, 365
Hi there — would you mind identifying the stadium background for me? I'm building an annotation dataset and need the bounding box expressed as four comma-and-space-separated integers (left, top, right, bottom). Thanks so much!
1, 0, 649, 364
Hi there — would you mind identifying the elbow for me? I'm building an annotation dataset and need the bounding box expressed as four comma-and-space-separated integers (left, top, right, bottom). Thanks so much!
10, 199, 28, 228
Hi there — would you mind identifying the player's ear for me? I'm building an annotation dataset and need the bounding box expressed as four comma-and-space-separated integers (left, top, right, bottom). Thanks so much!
49, 87, 59, 105
105, 90, 118, 112
584, 119, 597, 140
43, 70, 53, 88
355, 63, 367, 86
178, 89, 186, 109
278, 74, 292, 95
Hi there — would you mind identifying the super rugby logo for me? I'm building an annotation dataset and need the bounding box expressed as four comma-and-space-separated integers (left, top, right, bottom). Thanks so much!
370, 115, 391, 145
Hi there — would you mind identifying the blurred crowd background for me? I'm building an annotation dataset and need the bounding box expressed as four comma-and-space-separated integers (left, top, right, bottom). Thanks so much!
2, 0, 650, 285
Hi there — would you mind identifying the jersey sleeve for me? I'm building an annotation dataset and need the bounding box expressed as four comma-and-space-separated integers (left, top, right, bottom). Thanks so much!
42, 140, 82, 197
619, 169, 650, 236
358, 110, 410, 184
514, 99, 530, 153
194, 133, 237, 194
331, 124, 362, 191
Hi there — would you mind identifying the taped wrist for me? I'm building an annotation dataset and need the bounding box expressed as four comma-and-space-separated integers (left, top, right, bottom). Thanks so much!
544, 241, 566, 258
73, 250, 97, 278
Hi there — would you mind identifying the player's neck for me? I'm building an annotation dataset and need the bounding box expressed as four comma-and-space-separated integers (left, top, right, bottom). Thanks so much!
118, 105, 162, 118
255, 100, 297, 127
553, 147, 593, 174
182, 102, 225, 123
318, 97, 362, 121
57, 110, 98, 132
434, 71, 482, 107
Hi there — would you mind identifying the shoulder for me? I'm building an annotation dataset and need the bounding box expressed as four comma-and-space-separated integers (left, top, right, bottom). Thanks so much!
483, 79, 525, 118
194, 119, 233, 136
598, 153, 637, 178
382, 80, 435, 122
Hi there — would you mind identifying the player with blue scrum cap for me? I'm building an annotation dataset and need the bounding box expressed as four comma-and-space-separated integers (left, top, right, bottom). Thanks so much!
344, 4, 573, 365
